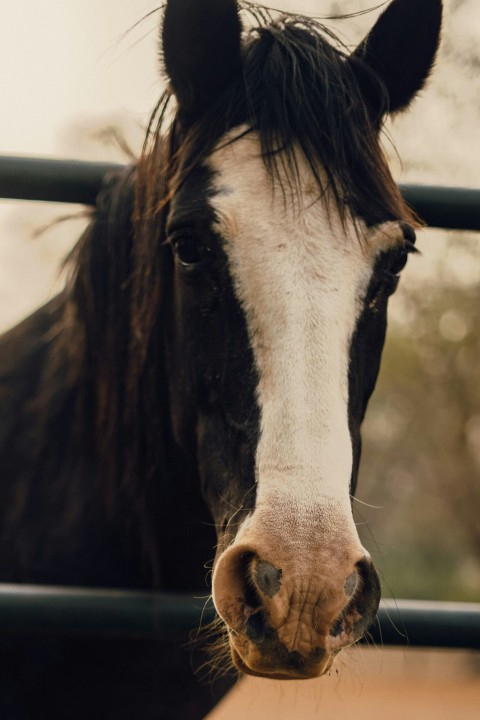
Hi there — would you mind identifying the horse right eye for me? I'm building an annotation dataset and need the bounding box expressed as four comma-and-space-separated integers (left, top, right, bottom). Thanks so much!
171, 234, 202, 267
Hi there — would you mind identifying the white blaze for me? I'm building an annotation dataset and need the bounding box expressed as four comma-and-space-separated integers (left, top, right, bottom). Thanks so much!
209, 130, 402, 519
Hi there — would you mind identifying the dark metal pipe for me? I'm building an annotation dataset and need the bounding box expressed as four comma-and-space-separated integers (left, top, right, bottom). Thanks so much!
1, 585, 479, 649
0, 156, 479, 231
0, 584, 204, 642
399, 184, 480, 232
369, 599, 480, 650
0, 156, 124, 206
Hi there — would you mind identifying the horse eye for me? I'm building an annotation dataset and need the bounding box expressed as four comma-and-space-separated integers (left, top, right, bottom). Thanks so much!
171, 234, 202, 266
390, 246, 409, 276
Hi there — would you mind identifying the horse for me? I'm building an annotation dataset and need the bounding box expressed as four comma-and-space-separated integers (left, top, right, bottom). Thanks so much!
0, 0, 442, 718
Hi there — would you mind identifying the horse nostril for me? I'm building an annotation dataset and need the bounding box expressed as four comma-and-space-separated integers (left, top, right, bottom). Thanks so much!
349, 564, 380, 638
353, 557, 381, 620
245, 610, 268, 643
344, 571, 358, 597
213, 549, 284, 636
254, 560, 283, 598
241, 553, 263, 612
330, 617, 344, 638
330, 557, 381, 643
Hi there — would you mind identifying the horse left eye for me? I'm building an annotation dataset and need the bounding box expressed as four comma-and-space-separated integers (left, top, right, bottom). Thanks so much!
171, 234, 202, 266
389, 246, 409, 276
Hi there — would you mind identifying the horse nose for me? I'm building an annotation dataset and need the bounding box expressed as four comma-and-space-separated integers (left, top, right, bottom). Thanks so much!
212, 544, 380, 678
328, 557, 381, 647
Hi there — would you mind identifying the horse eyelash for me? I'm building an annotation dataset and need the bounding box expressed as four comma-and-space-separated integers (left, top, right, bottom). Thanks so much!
405, 239, 420, 255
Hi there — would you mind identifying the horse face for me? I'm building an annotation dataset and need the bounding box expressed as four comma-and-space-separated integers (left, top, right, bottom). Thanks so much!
166, 134, 411, 677
162, 0, 442, 679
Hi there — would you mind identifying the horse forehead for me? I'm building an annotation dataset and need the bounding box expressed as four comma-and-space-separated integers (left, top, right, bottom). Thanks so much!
209, 132, 339, 236
207, 131, 405, 280
207, 132, 367, 292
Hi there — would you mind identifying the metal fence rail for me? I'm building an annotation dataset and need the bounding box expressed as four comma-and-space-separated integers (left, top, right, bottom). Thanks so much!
1, 585, 479, 649
0, 155, 480, 232
0, 155, 479, 651
0, 156, 123, 206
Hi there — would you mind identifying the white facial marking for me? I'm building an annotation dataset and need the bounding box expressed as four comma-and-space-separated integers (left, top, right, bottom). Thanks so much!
209, 130, 402, 520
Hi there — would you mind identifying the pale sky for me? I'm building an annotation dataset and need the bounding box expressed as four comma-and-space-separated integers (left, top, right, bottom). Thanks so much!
0, 0, 160, 156
0, 0, 479, 330
0, 0, 161, 328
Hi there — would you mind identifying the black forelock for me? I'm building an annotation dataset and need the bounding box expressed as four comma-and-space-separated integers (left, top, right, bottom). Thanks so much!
140, 4, 417, 229
238, 9, 416, 225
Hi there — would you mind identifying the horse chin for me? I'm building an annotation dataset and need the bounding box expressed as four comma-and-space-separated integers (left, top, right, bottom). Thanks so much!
229, 640, 336, 681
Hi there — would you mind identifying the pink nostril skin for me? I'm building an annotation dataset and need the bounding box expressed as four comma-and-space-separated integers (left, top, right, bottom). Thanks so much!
212, 543, 381, 678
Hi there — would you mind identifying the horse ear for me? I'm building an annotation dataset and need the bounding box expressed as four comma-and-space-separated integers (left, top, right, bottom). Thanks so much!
162, 0, 242, 125
349, 0, 442, 117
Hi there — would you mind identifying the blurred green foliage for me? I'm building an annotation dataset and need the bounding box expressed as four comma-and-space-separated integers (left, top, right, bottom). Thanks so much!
357, 232, 480, 602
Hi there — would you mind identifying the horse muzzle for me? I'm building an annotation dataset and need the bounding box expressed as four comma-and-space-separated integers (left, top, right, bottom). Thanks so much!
212, 517, 380, 679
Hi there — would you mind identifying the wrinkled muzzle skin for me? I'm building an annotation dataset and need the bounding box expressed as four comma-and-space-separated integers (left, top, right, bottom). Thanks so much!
213, 498, 380, 679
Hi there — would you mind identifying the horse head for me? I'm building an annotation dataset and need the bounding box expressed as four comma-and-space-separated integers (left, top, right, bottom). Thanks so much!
156, 0, 442, 679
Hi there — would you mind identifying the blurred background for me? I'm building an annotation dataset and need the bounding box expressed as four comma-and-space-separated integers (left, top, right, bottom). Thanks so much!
0, 1, 479, 718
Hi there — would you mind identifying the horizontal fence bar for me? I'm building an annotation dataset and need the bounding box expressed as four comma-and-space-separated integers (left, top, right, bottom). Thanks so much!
399, 184, 480, 232
1, 585, 479, 649
0, 585, 202, 642
0, 156, 124, 206
369, 599, 480, 650
0, 156, 479, 231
